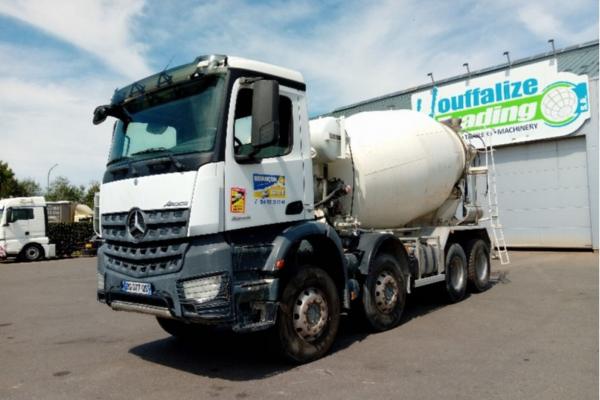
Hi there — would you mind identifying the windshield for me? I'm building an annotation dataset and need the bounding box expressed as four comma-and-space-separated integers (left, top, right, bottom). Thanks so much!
0, 207, 3, 225
108, 75, 225, 163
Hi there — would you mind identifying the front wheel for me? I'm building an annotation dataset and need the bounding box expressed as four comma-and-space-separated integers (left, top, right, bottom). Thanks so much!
21, 244, 44, 262
362, 254, 407, 331
275, 267, 340, 363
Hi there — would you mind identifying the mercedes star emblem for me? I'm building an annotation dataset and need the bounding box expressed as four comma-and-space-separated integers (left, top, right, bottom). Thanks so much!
127, 208, 147, 240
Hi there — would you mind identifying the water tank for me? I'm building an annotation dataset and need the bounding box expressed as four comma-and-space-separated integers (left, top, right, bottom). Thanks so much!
311, 110, 468, 228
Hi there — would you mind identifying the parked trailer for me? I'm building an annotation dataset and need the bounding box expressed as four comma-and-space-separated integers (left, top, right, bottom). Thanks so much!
94, 55, 495, 362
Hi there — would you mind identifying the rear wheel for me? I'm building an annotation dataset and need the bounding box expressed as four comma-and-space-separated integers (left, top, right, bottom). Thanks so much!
362, 254, 407, 331
466, 239, 491, 292
275, 267, 340, 363
445, 243, 467, 302
21, 244, 44, 262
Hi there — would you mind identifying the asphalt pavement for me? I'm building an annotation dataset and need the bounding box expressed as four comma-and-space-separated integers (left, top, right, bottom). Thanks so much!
0, 251, 597, 400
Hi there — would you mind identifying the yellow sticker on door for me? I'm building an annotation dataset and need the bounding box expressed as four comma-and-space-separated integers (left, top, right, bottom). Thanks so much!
230, 187, 246, 213
253, 174, 286, 205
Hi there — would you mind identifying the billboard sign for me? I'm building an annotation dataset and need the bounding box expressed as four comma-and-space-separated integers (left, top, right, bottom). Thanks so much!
411, 61, 591, 147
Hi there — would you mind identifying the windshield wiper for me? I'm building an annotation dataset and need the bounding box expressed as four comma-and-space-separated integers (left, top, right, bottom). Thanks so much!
107, 155, 138, 176
131, 147, 184, 171
108, 155, 131, 165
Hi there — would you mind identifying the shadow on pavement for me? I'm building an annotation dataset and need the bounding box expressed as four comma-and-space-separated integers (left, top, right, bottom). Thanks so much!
130, 282, 502, 380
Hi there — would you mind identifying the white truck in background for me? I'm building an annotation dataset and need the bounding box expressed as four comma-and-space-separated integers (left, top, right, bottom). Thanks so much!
93, 55, 497, 363
0, 197, 56, 261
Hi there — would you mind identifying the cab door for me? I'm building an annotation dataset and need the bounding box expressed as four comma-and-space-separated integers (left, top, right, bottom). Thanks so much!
223, 78, 308, 231
4, 207, 33, 253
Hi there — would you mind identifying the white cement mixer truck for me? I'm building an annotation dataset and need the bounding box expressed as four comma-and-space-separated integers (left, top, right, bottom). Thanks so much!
93, 55, 493, 362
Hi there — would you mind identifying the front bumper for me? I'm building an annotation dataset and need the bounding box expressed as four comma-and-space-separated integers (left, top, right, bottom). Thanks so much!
97, 236, 280, 332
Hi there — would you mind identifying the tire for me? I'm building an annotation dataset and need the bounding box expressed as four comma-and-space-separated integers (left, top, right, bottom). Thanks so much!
445, 243, 468, 303
362, 253, 407, 332
466, 239, 491, 292
156, 317, 211, 340
275, 267, 340, 363
21, 244, 44, 262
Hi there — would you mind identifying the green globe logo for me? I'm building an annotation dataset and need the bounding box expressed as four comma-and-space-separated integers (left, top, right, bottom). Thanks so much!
541, 82, 579, 126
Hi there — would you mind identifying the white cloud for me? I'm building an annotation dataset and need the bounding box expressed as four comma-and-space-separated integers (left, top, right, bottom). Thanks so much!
0, 0, 151, 79
0, 77, 115, 186
171, 0, 597, 114
516, 2, 598, 44
0, 43, 118, 186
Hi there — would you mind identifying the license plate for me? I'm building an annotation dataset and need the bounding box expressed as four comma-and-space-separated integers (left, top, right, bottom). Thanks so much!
121, 280, 152, 296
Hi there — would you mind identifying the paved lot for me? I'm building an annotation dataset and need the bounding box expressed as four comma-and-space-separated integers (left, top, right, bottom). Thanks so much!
0, 251, 597, 400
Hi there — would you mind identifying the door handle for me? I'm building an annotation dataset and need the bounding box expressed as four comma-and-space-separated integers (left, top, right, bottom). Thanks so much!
285, 201, 304, 215
25, 231, 30, 236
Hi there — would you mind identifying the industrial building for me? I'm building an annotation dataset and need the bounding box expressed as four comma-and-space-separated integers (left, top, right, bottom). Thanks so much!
327, 40, 599, 249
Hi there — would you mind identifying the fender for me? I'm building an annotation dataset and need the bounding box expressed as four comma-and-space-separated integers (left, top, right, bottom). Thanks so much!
265, 220, 349, 308
356, 232, 410, 278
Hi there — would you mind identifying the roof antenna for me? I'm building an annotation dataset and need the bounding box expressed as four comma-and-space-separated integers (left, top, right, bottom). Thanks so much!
548, 39, 557, 66
163, 55, 175, 71
157, 55, 175, 88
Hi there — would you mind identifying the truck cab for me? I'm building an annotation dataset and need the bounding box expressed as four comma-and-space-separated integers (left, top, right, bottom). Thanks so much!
0, 197, 55, 261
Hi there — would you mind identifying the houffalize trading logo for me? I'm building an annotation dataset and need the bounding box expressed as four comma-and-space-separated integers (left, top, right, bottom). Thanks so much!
410, 60, 591, 148
127, 208, 147, 240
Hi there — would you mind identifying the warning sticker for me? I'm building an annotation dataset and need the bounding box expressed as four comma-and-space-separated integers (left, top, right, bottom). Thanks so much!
253, 174, 286, 205
230, 187, 246, 213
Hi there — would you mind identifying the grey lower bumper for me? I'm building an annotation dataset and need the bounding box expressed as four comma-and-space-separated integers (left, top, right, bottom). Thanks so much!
97, 237, 280, 332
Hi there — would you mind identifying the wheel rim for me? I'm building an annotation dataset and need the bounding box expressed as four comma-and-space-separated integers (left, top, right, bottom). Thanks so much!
475, 250, 489, 282
374, 270, 399, 313
292, 287, 329, 341
26, 247, 39, 260
449, 256, 465, 291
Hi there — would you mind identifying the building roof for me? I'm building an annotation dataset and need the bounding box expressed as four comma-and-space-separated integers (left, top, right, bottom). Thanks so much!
328, 40, 599, 118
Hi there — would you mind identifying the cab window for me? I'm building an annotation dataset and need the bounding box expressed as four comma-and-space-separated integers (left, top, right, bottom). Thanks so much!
11, 207, 34, 222
233, 88, 293, 159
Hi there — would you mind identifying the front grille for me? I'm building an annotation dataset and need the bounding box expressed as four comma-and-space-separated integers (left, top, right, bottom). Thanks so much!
102, 208, 190, 278
101, 208, 189, 243
104, 242, 187, 278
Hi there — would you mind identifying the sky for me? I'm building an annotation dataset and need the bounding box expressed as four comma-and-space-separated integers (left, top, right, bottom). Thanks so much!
0, 0, 598, 187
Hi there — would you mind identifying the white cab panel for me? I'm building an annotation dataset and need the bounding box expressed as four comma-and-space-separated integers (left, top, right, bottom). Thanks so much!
188, 162, 225, 236
100, 171, 197, 213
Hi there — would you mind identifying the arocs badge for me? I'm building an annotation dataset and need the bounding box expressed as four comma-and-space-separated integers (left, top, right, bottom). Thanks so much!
230, 187, 246, 213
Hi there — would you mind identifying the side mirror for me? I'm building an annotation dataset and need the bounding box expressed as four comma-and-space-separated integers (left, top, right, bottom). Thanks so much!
93, 105, 110, 125
251, 80, 280, 148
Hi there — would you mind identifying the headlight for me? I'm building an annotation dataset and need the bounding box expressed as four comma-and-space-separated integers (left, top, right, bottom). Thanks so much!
97, 272, 105, 291
181, 274, 223, 303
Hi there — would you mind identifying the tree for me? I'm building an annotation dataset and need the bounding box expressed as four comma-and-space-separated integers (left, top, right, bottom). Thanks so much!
82, 181, 100, 208
15, 178, 42, 197
46, 176, 85, 203
0, 161, 20, 198
0, 161, 42, 198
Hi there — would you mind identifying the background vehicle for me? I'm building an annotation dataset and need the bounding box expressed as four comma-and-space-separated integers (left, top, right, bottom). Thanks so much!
0, 197, 94, 261
0, 197, 56, 261
94, 55, 498, 362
